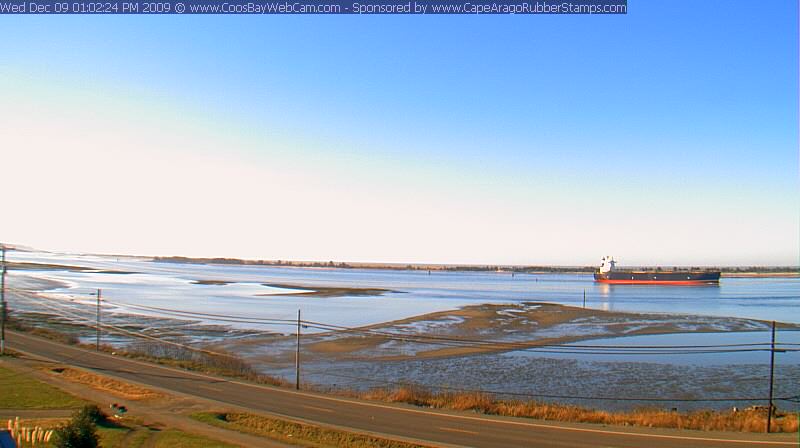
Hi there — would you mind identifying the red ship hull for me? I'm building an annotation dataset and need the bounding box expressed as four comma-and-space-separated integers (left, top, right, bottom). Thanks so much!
594, 279, 717, 285
594, 270, 721, 285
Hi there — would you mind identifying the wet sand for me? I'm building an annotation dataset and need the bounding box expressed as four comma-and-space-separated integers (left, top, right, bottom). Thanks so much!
224, 302, 797, 363
7, 261, 137, 274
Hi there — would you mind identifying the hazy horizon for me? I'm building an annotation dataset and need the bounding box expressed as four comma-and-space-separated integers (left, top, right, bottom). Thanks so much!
2, 1, 798, 266
3, 242, 798, 268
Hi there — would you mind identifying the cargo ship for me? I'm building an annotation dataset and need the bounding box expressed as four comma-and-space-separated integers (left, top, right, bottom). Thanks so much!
593, 256, 720, 285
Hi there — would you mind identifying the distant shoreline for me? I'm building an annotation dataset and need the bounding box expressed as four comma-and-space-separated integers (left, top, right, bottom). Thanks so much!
721, 272, 799, 278
152, 256, 799, 276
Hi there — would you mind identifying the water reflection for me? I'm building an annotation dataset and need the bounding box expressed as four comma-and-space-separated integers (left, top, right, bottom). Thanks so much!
8, 251, 800, 328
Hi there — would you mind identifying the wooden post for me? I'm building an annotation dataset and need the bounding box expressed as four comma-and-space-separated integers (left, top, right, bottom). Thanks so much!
0, 247, 6, 356
583, 289, 586, 309
95, 289, 102, 351
295, 309, 301, 390
766, 321, 776, 433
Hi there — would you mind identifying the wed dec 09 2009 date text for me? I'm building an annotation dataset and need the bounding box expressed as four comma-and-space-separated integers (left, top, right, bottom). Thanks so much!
2, 2, 178, 13
1, 0, 626, 14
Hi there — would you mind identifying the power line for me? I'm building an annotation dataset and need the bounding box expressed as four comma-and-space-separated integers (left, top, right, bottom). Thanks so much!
299, 322, 799, 355
102, 300, 298, 326
11, 292, 800, 407
16, 294, 800, 405
11, 290, 800, 355
75, 297, 800, 352
93, 300, 800, 348
1, 246, 7, 355
301, 368, 800, 403
9, 290, 298, 332
18, 294, 239, 359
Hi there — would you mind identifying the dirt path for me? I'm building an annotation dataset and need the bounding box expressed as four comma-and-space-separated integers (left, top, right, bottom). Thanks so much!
119, 426, 151, 448
0, 409, 73, 418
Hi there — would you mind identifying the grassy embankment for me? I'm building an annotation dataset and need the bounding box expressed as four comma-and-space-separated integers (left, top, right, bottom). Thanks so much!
47, 366, 164, 400
0, 366, 86, 409
0, 366, 239, 447
192, 412, 433, 448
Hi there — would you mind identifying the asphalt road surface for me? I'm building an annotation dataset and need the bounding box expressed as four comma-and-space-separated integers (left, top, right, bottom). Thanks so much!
7, 331, 797, 448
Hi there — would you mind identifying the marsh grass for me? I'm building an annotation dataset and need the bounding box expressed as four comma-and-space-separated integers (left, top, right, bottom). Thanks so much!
120, 341, 289, 387
360, 386, 800, 433
7, 318, 79, 345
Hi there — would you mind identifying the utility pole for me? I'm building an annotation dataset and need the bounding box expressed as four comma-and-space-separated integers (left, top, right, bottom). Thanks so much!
295, 309, 301, 390
1, 247, 6, 356
766, 320, 776, 433
95, 289, 102, 351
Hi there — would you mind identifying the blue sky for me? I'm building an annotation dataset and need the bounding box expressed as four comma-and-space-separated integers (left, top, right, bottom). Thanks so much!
1, 0, 798, 265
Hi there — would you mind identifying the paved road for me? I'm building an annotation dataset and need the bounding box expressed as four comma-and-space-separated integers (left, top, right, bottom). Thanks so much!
7, 331, 797, 448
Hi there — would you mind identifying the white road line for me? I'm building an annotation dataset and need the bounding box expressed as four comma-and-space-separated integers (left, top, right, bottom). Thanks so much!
197, 383, 223, 392
300, 404, 334, 413
439, 427, 479, 435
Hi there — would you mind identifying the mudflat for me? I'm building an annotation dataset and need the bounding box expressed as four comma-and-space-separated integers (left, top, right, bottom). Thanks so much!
225, 302, 795, 363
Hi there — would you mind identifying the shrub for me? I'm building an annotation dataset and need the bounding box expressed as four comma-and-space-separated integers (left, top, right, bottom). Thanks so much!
52, 405, 101, 448
75, 404, 106, 425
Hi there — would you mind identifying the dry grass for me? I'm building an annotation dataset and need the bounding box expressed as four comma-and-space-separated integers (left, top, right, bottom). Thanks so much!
6, 417, 68, 429
191, 411, 434, 448
7, 319, 79, 345
120, 341, 290, 387
360, 386, 799, 433
46, 366, 163, 400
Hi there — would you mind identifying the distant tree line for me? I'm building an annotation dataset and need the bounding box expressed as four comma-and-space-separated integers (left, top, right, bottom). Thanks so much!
153, 256, 797, 274
153, 256, 356, 269
153, 256, 593, 273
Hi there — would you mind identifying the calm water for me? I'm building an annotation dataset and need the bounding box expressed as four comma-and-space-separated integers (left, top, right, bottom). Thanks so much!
8, 251, 800, 331
514, 331, 800, 365
9, 251, 800, 411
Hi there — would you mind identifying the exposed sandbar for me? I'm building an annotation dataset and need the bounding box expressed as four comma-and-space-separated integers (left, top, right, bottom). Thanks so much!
259, 283, 393, 298
231, 302, 799, 363
191, 279, 234, 285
